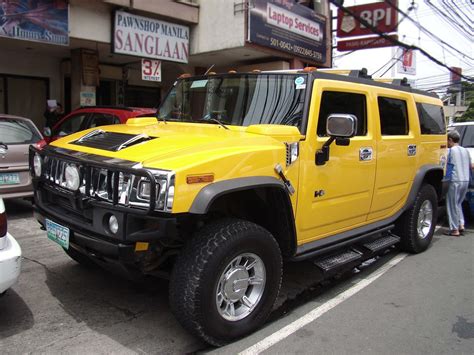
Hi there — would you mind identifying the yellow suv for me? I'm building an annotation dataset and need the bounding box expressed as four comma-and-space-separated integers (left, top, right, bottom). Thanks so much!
30, 68, 446, 345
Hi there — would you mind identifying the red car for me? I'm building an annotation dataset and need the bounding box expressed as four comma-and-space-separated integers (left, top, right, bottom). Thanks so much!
0, 114, 46, 199
43, 106, 156, 143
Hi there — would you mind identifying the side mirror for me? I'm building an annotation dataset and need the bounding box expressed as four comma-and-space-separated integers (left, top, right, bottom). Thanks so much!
316, 114, 358, 166
43, 127, 52, 137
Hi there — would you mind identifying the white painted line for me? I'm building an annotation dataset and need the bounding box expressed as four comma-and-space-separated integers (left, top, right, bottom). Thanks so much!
239, 253, 408, 355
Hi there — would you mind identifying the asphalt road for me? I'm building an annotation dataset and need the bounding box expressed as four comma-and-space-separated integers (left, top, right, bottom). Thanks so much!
0, 199, 473, 354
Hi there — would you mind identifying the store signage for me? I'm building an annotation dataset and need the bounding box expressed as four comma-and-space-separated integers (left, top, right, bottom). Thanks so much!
248, 0, 326, 64
80, 92, 96, 107
141, 59, 162, 82
337, 34, 398, 51
337, 1, 398, 38
0, 0, 69, 46
113, 11, 189, 64
396, 48, 416, 75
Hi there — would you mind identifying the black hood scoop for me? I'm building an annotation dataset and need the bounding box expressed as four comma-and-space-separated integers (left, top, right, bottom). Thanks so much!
71, 130, 154, 151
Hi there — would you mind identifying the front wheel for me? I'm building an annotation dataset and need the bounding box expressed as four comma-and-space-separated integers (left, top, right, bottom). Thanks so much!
396, 184, 438, 253
169, 218, 282, 346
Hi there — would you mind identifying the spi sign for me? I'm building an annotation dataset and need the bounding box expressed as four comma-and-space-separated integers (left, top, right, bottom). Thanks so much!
337, 1, 398, 38
141, 59, 161, 82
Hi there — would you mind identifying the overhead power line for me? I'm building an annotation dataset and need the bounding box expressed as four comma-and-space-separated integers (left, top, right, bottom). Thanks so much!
330, 0, 474, 81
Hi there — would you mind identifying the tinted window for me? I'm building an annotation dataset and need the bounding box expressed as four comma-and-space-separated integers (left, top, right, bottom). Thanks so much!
378, 97, 409, 135
317, 91, 367, 137
417, 103, 445, 134
87, 113, 120, 129
461, 126, 474, 148
56, 114, 87, 136
0, 118, 41, 144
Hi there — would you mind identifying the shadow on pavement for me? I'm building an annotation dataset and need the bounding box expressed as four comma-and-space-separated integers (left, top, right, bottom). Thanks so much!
0, 289, 34, 339
4, 199, 34, 220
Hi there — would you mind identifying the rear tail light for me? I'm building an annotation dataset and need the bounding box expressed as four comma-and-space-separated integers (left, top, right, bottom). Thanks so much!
0, 199, 7, 239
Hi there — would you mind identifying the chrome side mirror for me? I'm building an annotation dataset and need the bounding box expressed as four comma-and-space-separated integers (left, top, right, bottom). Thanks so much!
326, 114, 357, 138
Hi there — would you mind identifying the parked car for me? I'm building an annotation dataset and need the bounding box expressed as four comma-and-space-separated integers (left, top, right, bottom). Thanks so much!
448, 121, 474, 215
0, 197, 22, 295
43, 106, 156, 143
0, 114, 46, 199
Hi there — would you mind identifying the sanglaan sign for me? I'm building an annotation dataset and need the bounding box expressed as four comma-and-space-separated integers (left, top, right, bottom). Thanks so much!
113, 11, 189, 64
0, 0, 68, 46
248, 0, 326, 64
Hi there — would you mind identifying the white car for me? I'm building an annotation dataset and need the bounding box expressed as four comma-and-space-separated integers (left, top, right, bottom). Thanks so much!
0, 197, 22, 295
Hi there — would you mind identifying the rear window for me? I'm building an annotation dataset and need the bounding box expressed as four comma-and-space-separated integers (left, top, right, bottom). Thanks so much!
0, 118, 41, 144
417, 103, 446, 135
378, 97, 409, 135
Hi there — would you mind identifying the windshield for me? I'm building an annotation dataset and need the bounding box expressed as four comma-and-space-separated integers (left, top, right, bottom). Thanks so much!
157, 74, 307, 128
0, 118, 41, 145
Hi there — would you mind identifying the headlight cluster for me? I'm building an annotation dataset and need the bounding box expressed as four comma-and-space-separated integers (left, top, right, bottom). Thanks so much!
32, 152, 175, 212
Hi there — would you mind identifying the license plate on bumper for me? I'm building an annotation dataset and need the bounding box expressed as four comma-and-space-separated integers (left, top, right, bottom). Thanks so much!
0, 172, 20, 185
46, 219, 70, 250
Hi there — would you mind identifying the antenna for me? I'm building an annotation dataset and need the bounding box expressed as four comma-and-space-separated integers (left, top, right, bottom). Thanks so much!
204, 64, 215, 75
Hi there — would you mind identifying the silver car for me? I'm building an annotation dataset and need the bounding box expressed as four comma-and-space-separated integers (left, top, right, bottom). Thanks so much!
0, 114, 45, 199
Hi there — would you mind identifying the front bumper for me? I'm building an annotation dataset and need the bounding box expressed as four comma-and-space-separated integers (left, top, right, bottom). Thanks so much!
0, 233, 22, 293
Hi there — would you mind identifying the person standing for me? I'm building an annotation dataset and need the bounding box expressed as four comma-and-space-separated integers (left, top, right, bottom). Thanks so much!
444, 130, 472, 236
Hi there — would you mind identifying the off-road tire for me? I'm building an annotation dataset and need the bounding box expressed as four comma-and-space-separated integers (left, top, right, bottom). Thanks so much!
396, 184, 438, 253
169, 218, 282, 346
64, 246, 98, 268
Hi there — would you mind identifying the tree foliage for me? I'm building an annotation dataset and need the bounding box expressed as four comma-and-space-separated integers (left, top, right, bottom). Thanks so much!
458, 82, 474, 122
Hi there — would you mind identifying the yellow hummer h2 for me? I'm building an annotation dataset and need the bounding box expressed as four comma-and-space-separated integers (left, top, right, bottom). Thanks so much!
30, 68, 446, 345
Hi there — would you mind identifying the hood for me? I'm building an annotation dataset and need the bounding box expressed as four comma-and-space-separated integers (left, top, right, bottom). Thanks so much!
51, 120, 303, 171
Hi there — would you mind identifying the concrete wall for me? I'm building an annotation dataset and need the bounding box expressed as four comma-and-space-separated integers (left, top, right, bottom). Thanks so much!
70, 0, 112, 43
191, 0, 245, 55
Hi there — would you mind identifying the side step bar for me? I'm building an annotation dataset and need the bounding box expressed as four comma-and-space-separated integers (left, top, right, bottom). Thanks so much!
314, 249, 362, 272
362, 234, 400, 252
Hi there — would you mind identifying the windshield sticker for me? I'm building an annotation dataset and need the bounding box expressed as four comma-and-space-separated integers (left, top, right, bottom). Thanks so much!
295, 76, 306, 90
190, 80, 208, 89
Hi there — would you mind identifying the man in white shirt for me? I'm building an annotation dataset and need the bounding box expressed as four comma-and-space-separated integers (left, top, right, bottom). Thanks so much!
445, 130, 472, 236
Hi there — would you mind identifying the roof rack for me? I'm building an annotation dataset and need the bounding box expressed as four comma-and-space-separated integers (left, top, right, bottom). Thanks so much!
318, 68, 372, 79
373, 77, 411, 87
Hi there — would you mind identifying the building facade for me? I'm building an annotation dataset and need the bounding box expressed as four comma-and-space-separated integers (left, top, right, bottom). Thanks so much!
0, 0, 331, 130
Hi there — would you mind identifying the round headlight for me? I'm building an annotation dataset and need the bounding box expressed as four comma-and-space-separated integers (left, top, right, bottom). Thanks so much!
108, 215, 119, 234
65, 165, 80, 191
33, 153, 42, 177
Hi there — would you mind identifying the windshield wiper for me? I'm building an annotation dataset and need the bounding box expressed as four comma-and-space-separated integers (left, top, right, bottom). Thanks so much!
199, 116, 229, 130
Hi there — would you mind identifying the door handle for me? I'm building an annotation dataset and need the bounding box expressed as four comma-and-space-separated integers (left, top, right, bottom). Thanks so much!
360, 147, 373, 161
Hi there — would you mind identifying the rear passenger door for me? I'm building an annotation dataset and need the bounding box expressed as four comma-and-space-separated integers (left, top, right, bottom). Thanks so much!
368, 93, 418, 221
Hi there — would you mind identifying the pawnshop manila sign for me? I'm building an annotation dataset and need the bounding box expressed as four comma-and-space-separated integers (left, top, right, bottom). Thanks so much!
114, 11, 189, 64
0, 0, 69, 46
248, 0, 326, 63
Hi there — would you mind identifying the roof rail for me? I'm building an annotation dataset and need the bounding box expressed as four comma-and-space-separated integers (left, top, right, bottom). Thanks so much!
318, 68, 372, 79
373, 77, 411, 87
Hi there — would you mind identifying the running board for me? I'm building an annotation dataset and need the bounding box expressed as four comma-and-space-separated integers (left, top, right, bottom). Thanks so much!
314, 249, 362, 272
362, 234, 400, 252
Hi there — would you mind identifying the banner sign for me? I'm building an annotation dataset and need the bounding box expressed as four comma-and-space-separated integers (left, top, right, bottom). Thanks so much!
113, 11, 189, 64
337, 34, 398, 51
337, 1, 398, 38
141, 59, 162, 82
396, 48, 416, 75
248, 0, 326, 63
0, 0, 69, 46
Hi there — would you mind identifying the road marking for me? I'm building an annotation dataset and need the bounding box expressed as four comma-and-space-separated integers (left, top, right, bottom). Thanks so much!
239, 253, 408, 355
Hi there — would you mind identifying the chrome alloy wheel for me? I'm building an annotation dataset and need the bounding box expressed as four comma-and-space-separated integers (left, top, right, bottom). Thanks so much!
417, 200, 433, 239
216, 253, 266, 321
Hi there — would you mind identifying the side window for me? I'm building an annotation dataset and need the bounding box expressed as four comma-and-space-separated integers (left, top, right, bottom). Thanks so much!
56, 114, 87, 136
317, 91, 367, 137
378, 97, 409, 135
461, 126, 474, 148
417, 103, 446, 134
87, 113, 120, 129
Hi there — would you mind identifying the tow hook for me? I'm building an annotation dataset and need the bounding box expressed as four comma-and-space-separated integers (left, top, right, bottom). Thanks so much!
274, 163, 295, 195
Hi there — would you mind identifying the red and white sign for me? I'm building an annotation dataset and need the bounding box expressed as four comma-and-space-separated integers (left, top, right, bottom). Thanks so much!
141, 59, 161, 82
337, 1, 398, 38
337, 34, 398, 52
396, 48, 416, 75
114, 11, 189, 64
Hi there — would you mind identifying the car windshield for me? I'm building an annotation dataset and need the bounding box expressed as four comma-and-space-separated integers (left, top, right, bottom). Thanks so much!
157, 73, 308, 128
0, 118, 41, 145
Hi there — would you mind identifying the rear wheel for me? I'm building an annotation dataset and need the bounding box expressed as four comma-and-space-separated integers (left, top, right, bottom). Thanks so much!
169, 218, 282, 346
396, 184, 438, 253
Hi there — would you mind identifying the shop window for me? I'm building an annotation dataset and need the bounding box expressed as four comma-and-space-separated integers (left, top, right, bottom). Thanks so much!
378, 97, 409, 136
317, 91, 367, 137
87, 113, 120, 129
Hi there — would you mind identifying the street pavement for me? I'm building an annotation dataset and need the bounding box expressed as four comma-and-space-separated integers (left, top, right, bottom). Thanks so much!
0, 198, 473, 354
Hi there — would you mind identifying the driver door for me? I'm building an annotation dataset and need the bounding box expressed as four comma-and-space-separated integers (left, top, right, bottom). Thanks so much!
296, 83, 377, 244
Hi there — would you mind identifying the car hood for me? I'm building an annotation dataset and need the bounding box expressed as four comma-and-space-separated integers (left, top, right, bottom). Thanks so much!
50, 121, 304, 171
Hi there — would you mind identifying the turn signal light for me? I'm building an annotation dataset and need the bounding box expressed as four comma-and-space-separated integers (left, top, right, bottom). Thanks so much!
186, 174, 214, 184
